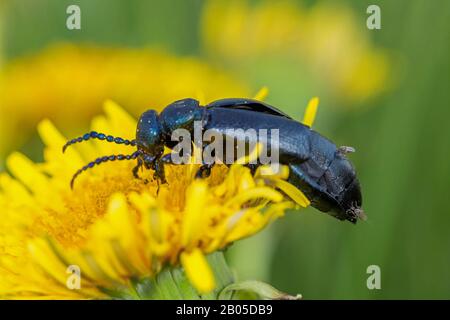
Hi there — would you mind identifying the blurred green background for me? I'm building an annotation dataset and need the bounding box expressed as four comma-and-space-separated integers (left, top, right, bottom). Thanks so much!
1, 0, 449, 299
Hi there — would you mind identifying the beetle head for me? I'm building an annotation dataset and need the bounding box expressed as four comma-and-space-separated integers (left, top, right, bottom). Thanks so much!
136, 110, 164, 157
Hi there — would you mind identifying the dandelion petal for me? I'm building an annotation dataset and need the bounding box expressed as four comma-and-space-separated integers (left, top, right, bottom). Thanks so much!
180, 249, 216, 294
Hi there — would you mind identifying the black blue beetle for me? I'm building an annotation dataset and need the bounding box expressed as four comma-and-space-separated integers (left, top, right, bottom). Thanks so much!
63, 98, 365, 223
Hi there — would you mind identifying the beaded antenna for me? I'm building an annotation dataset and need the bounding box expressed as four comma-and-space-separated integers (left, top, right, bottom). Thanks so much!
62, 131, 138, 188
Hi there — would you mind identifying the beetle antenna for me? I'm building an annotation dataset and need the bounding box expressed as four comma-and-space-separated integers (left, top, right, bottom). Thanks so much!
70, 151, 140, 189
63, 131, 136, 153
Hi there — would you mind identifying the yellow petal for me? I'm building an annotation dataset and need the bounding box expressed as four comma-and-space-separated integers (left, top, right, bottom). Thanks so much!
182, 181, 207, 247
27, 239, 69, 286
195, 90, 206, 105
235, 142, 263, 165
253, 86, 269, 101
6, 152, 50, 194
271, 179, 310, 207
103, 99, 136, 136
38, 119, 68, 150
180, 249, 215, 293
225, 186, 283, 207
37, 119, 84, 169
302, 97, 319, 127
0, 173, 32, 204
256, 164, 289, 179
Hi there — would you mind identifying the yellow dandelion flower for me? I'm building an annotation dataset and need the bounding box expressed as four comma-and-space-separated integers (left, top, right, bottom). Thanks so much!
201, 0, 390, 103
0, 44, 250, 159
0, 99, 310, 299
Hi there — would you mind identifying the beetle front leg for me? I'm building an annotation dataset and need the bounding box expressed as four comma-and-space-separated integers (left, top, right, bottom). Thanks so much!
132, 158, 143, 179
159, 153, 180, 166
152, 157, 167, 184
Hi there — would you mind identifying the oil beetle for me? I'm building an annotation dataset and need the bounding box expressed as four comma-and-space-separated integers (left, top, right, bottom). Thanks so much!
63, 98, 365, 223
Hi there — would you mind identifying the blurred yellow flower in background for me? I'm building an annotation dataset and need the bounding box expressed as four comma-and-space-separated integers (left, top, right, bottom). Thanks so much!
0, 44, 250, 160
0, 100, 310, 299
0, 1, 4, 68
201, 0, 390, 104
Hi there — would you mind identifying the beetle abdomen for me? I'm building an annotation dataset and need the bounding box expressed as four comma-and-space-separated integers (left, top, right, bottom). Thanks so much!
205, 106, 363, 222
205, 107, 311, 163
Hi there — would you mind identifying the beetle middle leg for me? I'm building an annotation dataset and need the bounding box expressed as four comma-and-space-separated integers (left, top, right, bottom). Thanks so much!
152, 153, 183, 184
195, 163, 215, 179
160, 154, 216, 180
152, 158, 167, 184
156, 153, 200, 180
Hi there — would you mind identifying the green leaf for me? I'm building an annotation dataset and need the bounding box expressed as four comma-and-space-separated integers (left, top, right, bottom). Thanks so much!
122, 251, 235, 300
219, 280, 302, 300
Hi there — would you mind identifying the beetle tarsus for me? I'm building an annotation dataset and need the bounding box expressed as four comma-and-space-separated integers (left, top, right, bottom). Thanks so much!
132, 158, 143, 179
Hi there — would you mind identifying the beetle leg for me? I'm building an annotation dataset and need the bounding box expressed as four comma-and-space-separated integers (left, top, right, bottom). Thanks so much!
132, 158, 143, 179
141, 153, 156, 169
156, 153, 193, 185
134, 153, 156, 184
153, 158, 167, 184
195, 163, 214, 179
159, 153, 180, 165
